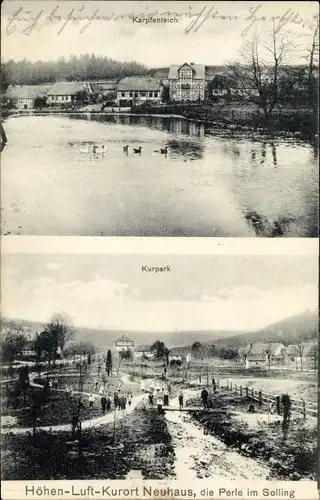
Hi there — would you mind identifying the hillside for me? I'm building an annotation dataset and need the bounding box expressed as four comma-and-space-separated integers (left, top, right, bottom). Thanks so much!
1, 318, 247, 349
2, 310, 317, 351
213, 310, 318, 350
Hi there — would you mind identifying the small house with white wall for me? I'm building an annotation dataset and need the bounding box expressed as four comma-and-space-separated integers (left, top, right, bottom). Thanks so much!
168, 346, 192, 364
47, 81, 94, 106
116, 77, 162, 106
134, 345, 155, 359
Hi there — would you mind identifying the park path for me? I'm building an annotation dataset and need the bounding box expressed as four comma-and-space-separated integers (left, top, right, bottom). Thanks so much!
1, 373, 145, 435
165, 390, 270, 480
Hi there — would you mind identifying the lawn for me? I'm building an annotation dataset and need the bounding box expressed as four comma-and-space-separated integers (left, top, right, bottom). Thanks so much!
1, 407, 175, 480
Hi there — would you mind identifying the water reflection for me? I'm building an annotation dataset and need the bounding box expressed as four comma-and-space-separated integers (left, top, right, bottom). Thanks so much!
166, 139, 204, 160
1, 114, 318, 237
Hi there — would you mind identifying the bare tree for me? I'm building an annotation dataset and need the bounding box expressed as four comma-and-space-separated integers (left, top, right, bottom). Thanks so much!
228, 24, 295, 119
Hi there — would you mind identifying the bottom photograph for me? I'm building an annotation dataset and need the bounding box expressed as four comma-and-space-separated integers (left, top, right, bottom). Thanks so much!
0, 251, 318, 482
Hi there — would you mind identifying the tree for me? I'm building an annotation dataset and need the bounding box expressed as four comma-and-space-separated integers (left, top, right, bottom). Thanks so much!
18, 365, 30, 405
151, 340, 169, 365
228, 24, 295, 119
191, 342, 205, 360
0, 322, 26, 363
119, 349, 133, 361
34, 95, 47, 109
40, 314, 74, 368
301, 22, 319, 111
106, 349, 112, 376
161, 85, 171, 103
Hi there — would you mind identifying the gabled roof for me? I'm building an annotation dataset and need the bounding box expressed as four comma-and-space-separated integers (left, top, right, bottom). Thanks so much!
47, 82, 92, 96
169, 346, 190, 356
168, 63, 205, 80
135, 344, 153, 352
116, 77, 162, 92
115, 334, 134, 344
91, 80, 118, 92
6, 85, 52, 99
248, 342, 285, 356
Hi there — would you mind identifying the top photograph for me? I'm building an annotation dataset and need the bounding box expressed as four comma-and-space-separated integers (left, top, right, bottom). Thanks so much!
0, 0, 318, 237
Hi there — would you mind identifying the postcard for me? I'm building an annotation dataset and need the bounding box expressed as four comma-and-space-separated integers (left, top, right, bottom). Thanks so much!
0, 0, 319, 237
0, 238, 318, 498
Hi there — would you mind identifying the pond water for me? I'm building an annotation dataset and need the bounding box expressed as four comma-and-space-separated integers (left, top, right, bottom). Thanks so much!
1, 114, 318, 236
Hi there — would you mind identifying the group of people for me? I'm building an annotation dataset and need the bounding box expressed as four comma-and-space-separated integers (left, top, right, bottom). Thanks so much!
48, 378, 59, 390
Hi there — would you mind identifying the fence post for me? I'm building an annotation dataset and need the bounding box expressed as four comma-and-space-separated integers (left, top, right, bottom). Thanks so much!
251, 388, 254, 401
245, 386, 249, 398
240, 385, 243, 397
227, 380, 229, 390
276, 395, 281, 415
230, 381, 233, 390
302, 400, 306, 422
235, 383, 237, 393
259, 390, 262, 407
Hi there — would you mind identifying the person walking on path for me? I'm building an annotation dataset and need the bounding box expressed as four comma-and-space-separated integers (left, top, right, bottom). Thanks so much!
106, 394, 111, 412
89, 393, 95, 409
157, 393, 164, 415
101, 394, 107, 414
148, 392, 154, 405
163, 386, 169, 406
127, 392, 132, 407
114, 391, 119, 410
94, 379, 99, 391
201, 387, 209, 409
178, 391, 184, 410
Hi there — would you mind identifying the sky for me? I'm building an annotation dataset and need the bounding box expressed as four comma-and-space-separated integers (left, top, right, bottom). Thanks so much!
1, 1, 318, 66
1, 252, 317, 332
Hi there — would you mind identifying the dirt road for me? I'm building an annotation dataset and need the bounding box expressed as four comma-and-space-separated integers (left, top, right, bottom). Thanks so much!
165, 391, 271, 480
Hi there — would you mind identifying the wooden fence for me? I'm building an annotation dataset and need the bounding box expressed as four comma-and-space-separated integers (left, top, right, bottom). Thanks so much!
224, 380, 317, 422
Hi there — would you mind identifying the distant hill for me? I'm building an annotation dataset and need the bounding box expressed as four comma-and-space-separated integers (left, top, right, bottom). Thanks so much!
2, 310, 317, 352
213, 310, 318, 350
1, 317, 248, 349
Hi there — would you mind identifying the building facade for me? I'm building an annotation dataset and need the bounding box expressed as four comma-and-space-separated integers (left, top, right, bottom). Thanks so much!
168, 346, 192, 364
114, 334, 134, 352
168, 63, 205, 102
134, 345, 155, 359
5, 85, 52, 109
116, 77, 162, 106
47, 81, 94, 106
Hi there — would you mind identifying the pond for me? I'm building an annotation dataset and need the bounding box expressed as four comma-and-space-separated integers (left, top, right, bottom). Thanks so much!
1, 114, 318, 236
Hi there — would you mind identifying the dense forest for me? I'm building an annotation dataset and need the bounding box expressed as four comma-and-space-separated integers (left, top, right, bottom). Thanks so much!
1, 54, 150, 89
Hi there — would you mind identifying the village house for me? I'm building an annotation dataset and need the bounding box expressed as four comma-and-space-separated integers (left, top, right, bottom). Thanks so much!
285, 342, 317, 370
47, 81, 94, 106
168, 346, 192, 364
114, 334, 134, 353
134, 345, 155, 359
5, 84, 52, 109
168, 63, 206, 102
242, 342, 285, 369
116, 77, 162, 106
91, 80, 118, 102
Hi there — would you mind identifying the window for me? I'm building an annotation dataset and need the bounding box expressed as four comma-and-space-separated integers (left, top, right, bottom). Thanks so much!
181, 84, 190, 90
134, 92, 138, 97
154, 92, 159, 97
141, 92, 146, 97
149, 91, 153, 98
129, 92, 133, 97
121, 92, 125, 97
